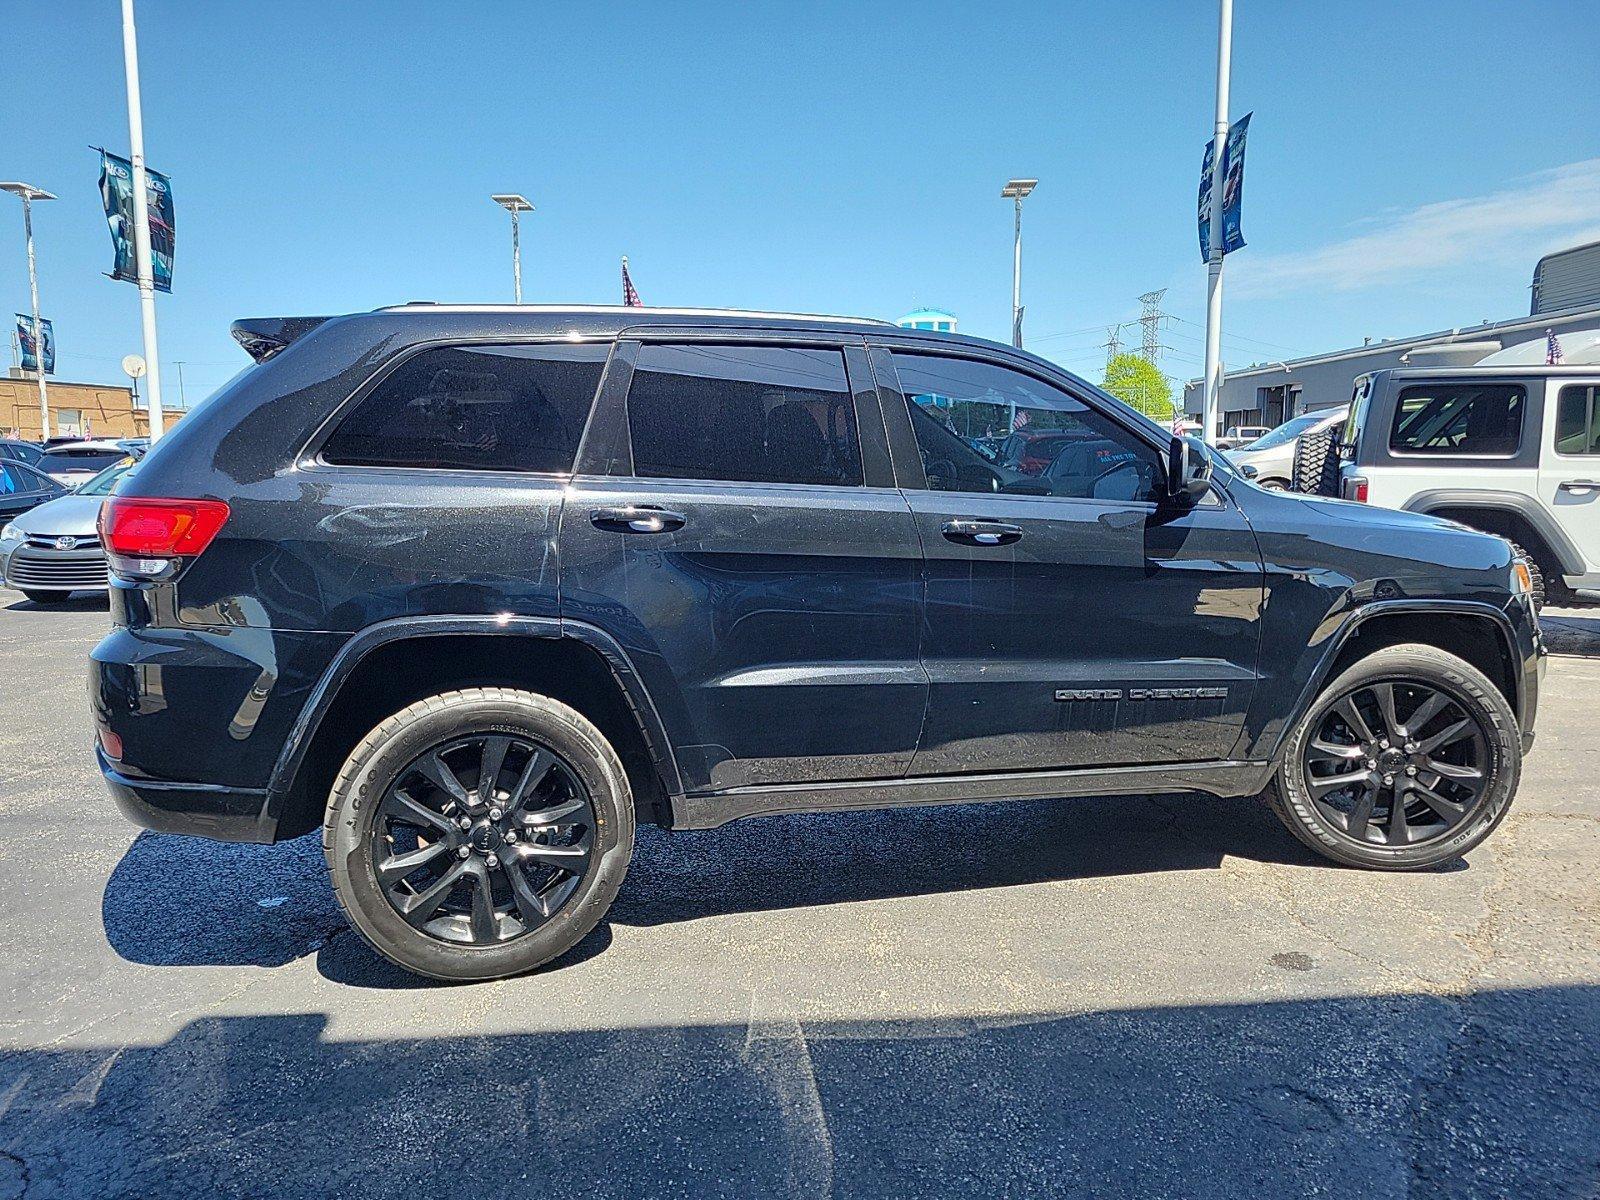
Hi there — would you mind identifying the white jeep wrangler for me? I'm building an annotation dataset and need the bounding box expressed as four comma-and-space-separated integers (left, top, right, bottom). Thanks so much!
1292, 366, 1600, 608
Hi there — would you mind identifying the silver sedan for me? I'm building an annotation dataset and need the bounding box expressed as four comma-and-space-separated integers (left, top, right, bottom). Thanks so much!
0, 457, 137, 604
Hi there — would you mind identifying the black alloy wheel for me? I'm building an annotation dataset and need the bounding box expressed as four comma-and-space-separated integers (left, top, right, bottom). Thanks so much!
1301, 678, 1486, 849
372, 733, 596, 946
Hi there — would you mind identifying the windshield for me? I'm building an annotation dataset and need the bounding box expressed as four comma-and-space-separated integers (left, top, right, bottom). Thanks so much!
1245, 412, 1331, 451
75, 458, 137, 497
43, 447, 128, 472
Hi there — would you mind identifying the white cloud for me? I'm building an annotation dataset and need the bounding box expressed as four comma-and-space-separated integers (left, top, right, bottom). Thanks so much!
1231, 158, 1600, 298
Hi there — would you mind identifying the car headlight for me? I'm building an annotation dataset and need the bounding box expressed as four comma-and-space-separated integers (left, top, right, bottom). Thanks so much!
0, 522, 19, 543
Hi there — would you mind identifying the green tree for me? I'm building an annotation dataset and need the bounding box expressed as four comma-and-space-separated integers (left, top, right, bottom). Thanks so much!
1102, 353, 1175, 422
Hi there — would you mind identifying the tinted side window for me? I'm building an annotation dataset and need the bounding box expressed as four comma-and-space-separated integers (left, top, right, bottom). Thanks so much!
1388, 383, 1524, 456
890, 352, 1163, 502
627, 345, 861, 486
323, 343, 609, 473
9, 462, 55, 492
1555, 385, 1600, 456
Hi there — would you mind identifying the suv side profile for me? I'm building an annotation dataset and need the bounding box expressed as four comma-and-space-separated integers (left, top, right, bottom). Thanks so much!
1308, 368, 1599, 609
91, 307, 1544, 981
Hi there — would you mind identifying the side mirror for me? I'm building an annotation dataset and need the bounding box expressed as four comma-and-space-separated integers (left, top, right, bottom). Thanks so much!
1167, 435, 1213, 504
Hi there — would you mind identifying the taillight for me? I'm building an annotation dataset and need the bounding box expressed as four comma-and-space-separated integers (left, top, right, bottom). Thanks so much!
1344, 477, 1369, 503
98, 497, 230, 576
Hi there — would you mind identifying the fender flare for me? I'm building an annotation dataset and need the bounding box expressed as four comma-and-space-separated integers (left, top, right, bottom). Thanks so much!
1403, 489, 1586, 577
262, 614, 685, 825
1269, 597, 1523, 763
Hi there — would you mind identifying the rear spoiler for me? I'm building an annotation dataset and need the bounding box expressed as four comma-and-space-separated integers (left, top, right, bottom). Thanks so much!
230, 316, 332, 363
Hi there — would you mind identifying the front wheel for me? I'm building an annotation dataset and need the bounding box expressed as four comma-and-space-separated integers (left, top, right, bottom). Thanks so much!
324, 687, 634, 981
1264, 644, 1520, 870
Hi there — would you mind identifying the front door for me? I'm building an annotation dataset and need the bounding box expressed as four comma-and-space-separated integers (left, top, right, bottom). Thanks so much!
874, 346, 1264, 776
560, 337, 925, 795
1541, 379, 1600, 581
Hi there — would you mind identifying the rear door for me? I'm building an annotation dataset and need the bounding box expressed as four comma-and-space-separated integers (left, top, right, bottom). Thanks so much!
1542, 379, 1600, 579
559, 334, 925, 795
874, 345, 1263, 776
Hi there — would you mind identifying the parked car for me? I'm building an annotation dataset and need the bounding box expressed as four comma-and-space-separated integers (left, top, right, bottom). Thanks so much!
39, 440, 143, 489
0, 439, 46, 469
0, 457, 67, 532
1293, 367, 1599, 609
1228, 408, 1349, 490
1, 456, 136, 603
1215, 424, 1270, 450
92, 305, 1543, 981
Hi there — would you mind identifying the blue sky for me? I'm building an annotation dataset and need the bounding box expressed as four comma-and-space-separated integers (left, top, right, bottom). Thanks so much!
3, 0, 1598, 401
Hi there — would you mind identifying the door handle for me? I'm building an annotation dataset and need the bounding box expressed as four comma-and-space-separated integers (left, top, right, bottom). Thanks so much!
942, 519, 1023, 547
590, 505, 686, 534
1558, 479, 1600, 493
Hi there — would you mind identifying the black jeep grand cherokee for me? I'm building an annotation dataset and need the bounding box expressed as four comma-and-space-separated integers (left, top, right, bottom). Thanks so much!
90, 306, 1544, 981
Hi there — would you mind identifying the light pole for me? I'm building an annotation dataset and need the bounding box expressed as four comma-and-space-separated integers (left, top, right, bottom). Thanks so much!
1200, 0, 1234, 446
1001, 178, 1037, 352
491, 194, 534, 303
120, 0, 166, 441
0, 182, 56, 441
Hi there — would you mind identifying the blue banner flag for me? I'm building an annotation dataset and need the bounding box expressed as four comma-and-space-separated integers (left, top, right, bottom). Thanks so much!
15, 314, 54, 375
98, 150, 175, 292
1198, 112, 1252, 262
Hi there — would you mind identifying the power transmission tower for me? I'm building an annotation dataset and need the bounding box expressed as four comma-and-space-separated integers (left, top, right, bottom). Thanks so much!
1102, 324, 1123, 370
1138, 289, 1168, 364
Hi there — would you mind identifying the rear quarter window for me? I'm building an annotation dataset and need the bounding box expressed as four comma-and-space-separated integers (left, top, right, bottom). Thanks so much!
322, 342, 610, 473
1388, 382, 1525, 457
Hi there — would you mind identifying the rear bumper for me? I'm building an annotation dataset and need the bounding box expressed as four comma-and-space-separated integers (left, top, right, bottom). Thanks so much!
99, 746, 275, 843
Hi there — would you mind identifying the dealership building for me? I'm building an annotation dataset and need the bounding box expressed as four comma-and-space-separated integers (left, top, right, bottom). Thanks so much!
1, 371, 183, 441
1182, 241, 1600, 431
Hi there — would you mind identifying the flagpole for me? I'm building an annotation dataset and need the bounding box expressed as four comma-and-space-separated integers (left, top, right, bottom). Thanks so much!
20, 194, 49, 440
120, 0, 165, 442
1200, 0, 1233, 448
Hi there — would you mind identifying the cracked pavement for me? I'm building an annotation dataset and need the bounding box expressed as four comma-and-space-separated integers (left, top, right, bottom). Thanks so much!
0, 596, 1597, 1198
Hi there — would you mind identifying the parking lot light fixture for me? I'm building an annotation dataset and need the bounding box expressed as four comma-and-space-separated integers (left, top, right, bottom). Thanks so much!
491, 194, 535, 304
1001, 179, 1038, 352
0, 182, 57, 440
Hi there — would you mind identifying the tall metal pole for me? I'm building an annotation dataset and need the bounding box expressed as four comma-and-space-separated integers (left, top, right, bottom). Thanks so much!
510, 207, 522, 304
120, 0, 165, 441
1200, 0, 1234, 446
19, 196, 49, 441
1011, 195, 1023, 350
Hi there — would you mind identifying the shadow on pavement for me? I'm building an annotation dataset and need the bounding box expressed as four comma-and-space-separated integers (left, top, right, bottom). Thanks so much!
2, 987, 1597, 1198
1541, 609, 1600, 658
2, 592, 108, 613
102, 792, 1320, 980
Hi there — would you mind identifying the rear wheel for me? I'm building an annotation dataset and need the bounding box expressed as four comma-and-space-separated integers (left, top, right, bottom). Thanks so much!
1264, 644, 1519, 870
325, 687, 634, 981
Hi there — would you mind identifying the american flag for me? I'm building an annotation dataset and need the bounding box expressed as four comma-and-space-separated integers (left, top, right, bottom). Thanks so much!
1546, 328, 1564, 365
621, 257, 642, 307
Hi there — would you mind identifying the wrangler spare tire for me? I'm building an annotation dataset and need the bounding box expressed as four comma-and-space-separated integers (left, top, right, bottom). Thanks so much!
1292, 426, 1342, 496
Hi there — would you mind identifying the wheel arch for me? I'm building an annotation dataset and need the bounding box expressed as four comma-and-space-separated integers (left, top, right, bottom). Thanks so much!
1403, 490, 1585, 577
265, 616, 683, 840
1271, 600, 1522, 765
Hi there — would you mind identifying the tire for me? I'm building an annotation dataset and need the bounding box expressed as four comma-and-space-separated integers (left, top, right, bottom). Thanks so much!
1258, 478, 1289, 491
1264, 643, 1520, 870
325, 687, 634, 982
21, 589, 67, 605
1291, 427, 1341, 497
1505, 541, 1547, 612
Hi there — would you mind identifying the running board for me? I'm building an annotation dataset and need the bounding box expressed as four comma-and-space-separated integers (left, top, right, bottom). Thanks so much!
674, 760, 1275, 830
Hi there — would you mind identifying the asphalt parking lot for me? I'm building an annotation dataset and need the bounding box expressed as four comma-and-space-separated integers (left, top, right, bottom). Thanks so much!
0, 595, 1596, 1199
